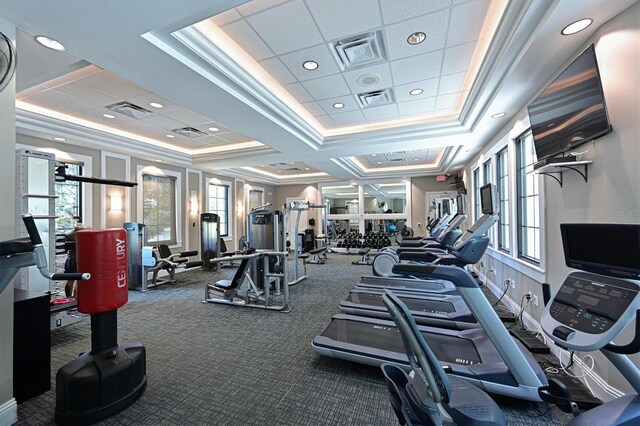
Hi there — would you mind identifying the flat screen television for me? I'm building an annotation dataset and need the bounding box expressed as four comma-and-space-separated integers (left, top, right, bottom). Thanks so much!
527, 44, 612, 163
560, 224, 640, 279
480, 184, 497, 215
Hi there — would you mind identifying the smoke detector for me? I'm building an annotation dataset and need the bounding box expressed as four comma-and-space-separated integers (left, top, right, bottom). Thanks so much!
356, 73, 382, 87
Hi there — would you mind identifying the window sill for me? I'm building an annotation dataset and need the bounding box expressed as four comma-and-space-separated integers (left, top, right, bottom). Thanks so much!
485, 247, 546, 283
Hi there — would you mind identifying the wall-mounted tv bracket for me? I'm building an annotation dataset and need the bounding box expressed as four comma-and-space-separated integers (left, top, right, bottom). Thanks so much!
55, 165, 137, 187
535, 161, 592, 188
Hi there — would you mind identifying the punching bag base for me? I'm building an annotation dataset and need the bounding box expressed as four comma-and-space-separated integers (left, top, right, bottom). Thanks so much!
54, 341, 146, 425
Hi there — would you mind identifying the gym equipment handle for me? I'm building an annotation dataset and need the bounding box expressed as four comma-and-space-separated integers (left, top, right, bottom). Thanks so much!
22, 214, 42, 245
52, 273, 91, 281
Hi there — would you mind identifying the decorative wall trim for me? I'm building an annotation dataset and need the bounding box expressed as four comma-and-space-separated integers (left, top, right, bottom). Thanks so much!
0, 398, 17, 426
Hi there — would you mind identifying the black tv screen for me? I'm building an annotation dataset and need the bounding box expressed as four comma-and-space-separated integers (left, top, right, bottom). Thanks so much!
480, 184, 495, 214
560, 224, 640, 279
527, 44, 612, 162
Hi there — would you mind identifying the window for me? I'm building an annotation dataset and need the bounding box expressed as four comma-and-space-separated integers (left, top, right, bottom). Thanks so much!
516, 130, 540, 263
143, 174, 177, 245
55, 163, 83, 233
483, 160, 492, 185
473, 168, 481, 221
497, 148, 510, 252
208, 183, 229, 236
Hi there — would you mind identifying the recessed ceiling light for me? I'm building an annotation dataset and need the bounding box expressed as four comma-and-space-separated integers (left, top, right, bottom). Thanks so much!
53, 137, 66, 141
35, 35, 65, 51
149, 102, 163, 108
303, 60, 318, 70
155, 159, 163, 163
289, 161, 295, 164
410, 88, 423, 96
465, 148, 477, 153
491, 112, 506, 118
102, 113, 116, 119
407, 31, 426, 45
562, 18, 593, 35
371, 154, 377, 157
376, 161, 382, 165
333, 103, 345, 109
304, 167, 310, 170
278, 170, 283, 173
414, 158, 420, 161
165, 134, 175, 138
208, 127, 219, 132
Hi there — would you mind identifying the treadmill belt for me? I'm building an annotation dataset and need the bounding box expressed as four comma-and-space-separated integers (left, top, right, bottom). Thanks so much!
347, 292, 456, 314
325, 317, 481, 365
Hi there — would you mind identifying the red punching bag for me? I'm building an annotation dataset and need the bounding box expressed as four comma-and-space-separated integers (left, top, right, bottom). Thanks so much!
76, 229, 128, 314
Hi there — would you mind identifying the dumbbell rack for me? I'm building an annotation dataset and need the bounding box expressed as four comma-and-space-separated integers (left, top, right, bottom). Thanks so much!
330, 231, 394, 254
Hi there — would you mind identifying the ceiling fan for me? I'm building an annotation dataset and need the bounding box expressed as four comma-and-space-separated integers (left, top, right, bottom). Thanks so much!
0, 31, 16, 93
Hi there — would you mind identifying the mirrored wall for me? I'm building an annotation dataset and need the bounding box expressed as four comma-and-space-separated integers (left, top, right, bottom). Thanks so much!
322, 181, 411, 238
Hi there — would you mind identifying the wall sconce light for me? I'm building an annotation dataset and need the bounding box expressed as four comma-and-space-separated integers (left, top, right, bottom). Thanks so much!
190, 190, 198, 214
110, 194, 122, 212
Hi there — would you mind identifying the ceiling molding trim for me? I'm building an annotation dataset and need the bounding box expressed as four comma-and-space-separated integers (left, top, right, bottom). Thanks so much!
16, 109, 193, 166
458, 0, 558, 130
142, 27, 324, 151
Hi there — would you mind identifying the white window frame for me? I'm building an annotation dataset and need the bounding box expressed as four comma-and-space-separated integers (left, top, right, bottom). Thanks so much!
137, 165, 182, 248
206, 177, 233, 240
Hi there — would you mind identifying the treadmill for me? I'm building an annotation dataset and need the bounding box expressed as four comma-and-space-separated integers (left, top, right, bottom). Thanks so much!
313, 262, 548, 401
339, 288, 477, 329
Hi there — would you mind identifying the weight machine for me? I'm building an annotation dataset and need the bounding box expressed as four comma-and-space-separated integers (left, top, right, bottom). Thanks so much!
282, 201, 329, 285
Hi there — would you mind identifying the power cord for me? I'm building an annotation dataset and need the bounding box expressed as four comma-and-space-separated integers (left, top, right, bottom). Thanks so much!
492, 279, 510, 307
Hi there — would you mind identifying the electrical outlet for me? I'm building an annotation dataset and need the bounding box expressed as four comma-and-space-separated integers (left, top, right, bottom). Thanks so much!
532, 295, 539, 307
480, 260, 485, 268
526, 291, 532, 300
511, 279, 516, 290
417, 223, 422, 228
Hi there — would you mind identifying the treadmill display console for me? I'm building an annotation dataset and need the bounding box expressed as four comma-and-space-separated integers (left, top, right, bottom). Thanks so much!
550, 274, 638, 335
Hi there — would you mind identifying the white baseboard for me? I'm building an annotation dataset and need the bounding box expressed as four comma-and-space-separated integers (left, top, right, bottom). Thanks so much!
475, 266, 624, 403
0, 398, 17, 426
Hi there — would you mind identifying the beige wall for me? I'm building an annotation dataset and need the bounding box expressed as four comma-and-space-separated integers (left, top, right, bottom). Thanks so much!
410, 176, 453, 237
104, 156, 127, 228
465, 3, 640, 399
0, 18, 16, 420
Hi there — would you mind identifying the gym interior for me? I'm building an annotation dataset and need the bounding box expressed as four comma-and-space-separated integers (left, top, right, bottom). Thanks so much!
0, 1, 639, 425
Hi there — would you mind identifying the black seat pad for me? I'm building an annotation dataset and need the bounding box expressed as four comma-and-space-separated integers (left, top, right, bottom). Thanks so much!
0, 237, 33, 256
310, 247, 326, 254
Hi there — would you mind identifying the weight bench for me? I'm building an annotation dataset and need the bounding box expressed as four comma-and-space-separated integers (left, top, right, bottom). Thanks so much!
148, 245, 203, 286
306, 247, 327, 264
352, 248, 372, 265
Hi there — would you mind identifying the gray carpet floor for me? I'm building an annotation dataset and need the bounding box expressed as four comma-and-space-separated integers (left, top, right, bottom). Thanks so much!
17, 254, 574, 425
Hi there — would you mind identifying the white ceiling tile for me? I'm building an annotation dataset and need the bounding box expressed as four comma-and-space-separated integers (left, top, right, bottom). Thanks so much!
279, 44, 341, 81
223, 19, 274, 61
397, 97, 436, 116
65, 65, 102, 81
211, 8, 242, 26
442, 42, 475, 75
314, 115, 335, 127
380, 0, 452, 24
246, 1, 324, 55
446, 0, 490, 47
362, 104, 399, 121
305, 0, 381, 41
301, 101, 325, 116
236, 0, 290, 17
78, 106, 135, 123
198, 135, 233, 146
138, 115, 188, 131
342, 63, 393, 93
329, 110, 366, 125
390, 50, 443, 85
435, 91, 465, 110
284, 82, 314, 103
301, 74, 350, 100
259, 57, 298, 86
25, 90, 88, 114
77, 71, 148, 99
317, 95, 360, 114
162, 110, 210, 126
394, 77, 439, 102
384, 8, 449, 60
216, 132, 252, 143
126, 93, 183, 113
53, 80, 120, 108
438, 71, 466, 95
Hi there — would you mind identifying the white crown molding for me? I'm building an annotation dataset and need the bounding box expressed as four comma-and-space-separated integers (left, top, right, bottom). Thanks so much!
143, 27, 324, 150
16, 109, 193, 166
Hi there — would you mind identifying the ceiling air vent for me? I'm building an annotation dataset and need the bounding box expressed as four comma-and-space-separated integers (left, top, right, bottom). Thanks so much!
105, 101, 153, 118
357, 88, 394, 108
331, 31, 386, 71
389, 158, 406, 163
172, 127, 208, 138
